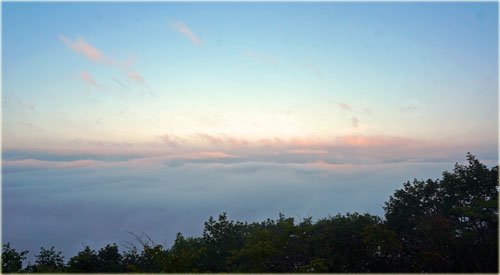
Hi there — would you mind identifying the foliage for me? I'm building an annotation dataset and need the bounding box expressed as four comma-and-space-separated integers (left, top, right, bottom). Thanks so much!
2, 243, 28, 273
384, 153, 498, 272
25, 247, 65, 273
67, 246, 99, 272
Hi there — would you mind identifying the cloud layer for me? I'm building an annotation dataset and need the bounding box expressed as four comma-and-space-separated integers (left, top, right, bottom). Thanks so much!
4, 152, 467, 264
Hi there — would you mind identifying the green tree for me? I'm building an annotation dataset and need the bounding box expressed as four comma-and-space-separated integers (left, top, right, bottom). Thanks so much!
97, 244, 123, 272
2, 243, 28, 273
309, 213, 380, 272
362, 224, 402, 272
67, 246, 99, 273
166, 233, 204, 272
384, 153, 498, 272
200, 212, 246, 272
27, 246, 65, 273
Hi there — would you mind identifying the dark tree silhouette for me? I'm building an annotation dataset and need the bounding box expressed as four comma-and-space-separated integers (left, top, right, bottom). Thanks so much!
2, 243, 28, 273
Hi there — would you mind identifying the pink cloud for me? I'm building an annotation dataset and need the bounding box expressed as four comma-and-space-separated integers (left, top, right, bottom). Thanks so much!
287, 149, 329, 155
171, 21, 202, 46
80, 71, 99, 87
127, 71, 153, 95
185, 151, 236, 159
59, 34, 111, 64
127, 71, 145, 83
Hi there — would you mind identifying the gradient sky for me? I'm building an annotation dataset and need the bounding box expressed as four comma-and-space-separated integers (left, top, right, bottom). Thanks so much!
2, 2, 499, 261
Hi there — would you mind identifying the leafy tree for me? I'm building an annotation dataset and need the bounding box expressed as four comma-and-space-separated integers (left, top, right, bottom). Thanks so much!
67, 246, 99, 273
200, 212, 246, 272
97, 244, 123, 272
27, 246, 65, 273
309, 213, 380, 272
122, 233, 168, 272
2, 243, 28, 273
166, 233, 203, 272
384, 153, 498, 272
121, 247, 142, 273
362, 224, 402, 272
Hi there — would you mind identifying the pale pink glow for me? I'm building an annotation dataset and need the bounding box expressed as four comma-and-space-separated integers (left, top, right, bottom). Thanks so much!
306, 160, 346, 170
289, 136, 323, 147
4, 159, 105, 169
80, 71, 99, 87
172, 21, 202, 46
59, 34, 111, 64
287, 149, 329, 155
185, 151, 236, 159
3, 133, 471, 171
338, 102, 352, 111
258, 137, 285, 147
155, 133, 422, 149
3, 136, 484, 172
335, 135, 420, 147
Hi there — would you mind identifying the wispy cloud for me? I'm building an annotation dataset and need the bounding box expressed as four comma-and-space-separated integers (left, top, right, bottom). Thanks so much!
244, 51, 278, 65
59, 34, 112, 64
11, 96, 35, 111
127, 71, 154, 96
400, 99, 422, 117
338, 102, 352, 111
127, 71, 145, 83
112, 77, 130, 90
303, 62, 323, 78
171, 21, 202, 46
81, 71, 99, 87
351, 117, 359, 128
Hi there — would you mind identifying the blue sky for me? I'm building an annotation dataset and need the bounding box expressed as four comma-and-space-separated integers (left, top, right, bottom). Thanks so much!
3, 2, 498, 149
2, 1, 498, 260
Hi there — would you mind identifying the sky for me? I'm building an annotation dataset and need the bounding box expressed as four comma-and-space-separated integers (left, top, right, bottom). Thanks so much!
2, 2, 499, 261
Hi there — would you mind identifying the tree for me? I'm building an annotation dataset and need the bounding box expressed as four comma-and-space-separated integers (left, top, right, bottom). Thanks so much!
122, 232, 168, 272
2, 243, 28, 273
97, 244, 123, 272
166, 233, 203, 272
362, 224, 402, 272
67, 246, 99, 273
27, 246, 65, 273
200, 212, 246, 272
309, 213, 380, 272
384, 153, 498, 272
